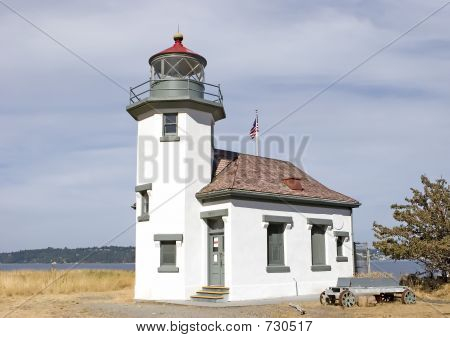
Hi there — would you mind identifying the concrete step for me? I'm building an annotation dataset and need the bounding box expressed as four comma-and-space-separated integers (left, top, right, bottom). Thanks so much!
196, 290, 229, 297
190, 295, 225, 302
190, 286, 230, 302
202, 286, 229, 292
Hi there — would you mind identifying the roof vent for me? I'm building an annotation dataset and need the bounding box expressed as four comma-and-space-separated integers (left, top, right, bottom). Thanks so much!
282, 177, 303, 191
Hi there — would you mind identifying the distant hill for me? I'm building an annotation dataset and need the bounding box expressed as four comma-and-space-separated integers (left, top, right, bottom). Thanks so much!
0, 246, 135, 264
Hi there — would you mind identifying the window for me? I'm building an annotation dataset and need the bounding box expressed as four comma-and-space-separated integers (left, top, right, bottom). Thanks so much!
135, 183, 152, 222
163, 113, 177, 136
160, 241, 176, 266
266, 223, 290, 273
311, 224, 332, 271
334, 231, 349, 262
140, 191, 149, 217
311, 225, 326, 265
337, 236, 344, 257
267, 223, 285, 266
154, 234, 182, 273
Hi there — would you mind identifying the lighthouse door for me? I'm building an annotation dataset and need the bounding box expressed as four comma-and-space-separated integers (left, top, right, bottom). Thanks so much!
207, 219, 225, 286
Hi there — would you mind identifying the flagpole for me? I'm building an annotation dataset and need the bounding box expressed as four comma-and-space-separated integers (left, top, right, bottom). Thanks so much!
255, 109, 259, 156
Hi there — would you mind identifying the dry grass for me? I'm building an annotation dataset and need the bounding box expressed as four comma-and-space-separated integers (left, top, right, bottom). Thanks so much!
416, 283, 450, 300
354, 271, 394, 279
0, 270, 134, 297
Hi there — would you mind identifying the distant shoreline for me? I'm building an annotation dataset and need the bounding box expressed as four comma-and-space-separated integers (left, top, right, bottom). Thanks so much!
0, 263, 135, 271
0, 246, 135, 264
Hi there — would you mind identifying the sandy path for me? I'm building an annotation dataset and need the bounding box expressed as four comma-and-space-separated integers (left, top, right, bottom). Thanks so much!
1, 289, 449, 318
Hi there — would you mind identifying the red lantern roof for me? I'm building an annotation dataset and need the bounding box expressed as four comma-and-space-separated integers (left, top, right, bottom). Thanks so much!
149, 33, 207, 66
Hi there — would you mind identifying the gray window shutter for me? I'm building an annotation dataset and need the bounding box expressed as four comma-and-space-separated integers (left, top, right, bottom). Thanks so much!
161, 241, 176, 266
267, 223, 285, 266
311, 225, 326, 265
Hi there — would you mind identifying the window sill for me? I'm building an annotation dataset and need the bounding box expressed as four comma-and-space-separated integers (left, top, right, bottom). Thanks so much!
266, 266, 290, 273
158, 266, 179, 273
311, 265, 331, 272
160, 135, 180, 142
137, 215, 149, 222
336, 256, 348, 262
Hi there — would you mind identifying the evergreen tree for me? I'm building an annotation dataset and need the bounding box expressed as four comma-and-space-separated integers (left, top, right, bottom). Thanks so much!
373, 175, 450, 281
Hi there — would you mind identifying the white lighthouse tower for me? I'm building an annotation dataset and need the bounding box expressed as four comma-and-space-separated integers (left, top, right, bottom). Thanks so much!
127, 32, 226, 300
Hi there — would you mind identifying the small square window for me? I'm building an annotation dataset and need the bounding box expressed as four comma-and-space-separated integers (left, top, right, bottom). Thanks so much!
160, 241, 176, 266
163, 113, 177, 136
154, 234, 182, 273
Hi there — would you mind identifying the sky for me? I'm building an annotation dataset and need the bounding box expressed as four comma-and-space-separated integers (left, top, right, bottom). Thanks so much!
0, 0, 449, 252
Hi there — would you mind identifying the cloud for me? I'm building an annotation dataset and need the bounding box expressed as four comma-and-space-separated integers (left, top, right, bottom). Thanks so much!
0, 0, 449, 250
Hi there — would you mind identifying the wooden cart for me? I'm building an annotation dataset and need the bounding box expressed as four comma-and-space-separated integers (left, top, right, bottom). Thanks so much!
320, 278, 416, 307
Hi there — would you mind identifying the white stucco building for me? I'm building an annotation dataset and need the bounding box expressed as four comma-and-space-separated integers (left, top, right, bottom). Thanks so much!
126, 33, 360, 302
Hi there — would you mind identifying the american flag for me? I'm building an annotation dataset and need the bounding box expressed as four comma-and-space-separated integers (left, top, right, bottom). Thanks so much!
249, 115, 259, 139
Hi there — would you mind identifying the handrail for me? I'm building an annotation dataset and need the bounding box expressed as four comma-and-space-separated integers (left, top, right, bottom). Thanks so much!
129, 79, 223, 104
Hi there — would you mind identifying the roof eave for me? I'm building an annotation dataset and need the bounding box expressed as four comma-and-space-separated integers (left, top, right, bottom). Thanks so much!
196, 189, 361, 208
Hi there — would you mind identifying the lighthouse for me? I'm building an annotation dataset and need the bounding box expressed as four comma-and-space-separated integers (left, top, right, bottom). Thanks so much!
127, 33, 359, 303
127, 32, 226, 300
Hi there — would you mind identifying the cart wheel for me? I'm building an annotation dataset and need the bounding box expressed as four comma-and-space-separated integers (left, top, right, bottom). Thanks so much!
320, 291, 328, 305
402, 289, 416, 304
339, 290, 356, 308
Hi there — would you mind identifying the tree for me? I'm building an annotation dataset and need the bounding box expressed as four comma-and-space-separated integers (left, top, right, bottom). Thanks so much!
373, 175, 450, 281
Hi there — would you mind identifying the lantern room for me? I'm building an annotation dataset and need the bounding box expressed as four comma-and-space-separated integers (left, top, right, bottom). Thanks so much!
127, 32, 225, 121
149, 32, 206, 82
144, 32, 207, 100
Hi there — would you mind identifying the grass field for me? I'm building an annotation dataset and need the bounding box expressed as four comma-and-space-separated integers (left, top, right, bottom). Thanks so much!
0, 270, 448, 318
0, 270, 134, 297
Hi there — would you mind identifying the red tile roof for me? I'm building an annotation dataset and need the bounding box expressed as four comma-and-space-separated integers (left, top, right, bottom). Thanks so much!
197, 149, 360, 207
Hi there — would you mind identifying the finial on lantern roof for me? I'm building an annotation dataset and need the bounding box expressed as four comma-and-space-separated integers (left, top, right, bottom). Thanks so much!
173, 31, 183, 43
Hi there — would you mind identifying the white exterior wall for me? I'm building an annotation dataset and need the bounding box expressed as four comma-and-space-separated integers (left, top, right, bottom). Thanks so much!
132, 108, 356, 302
227, 199, 354, 301
134, 108, 214, 301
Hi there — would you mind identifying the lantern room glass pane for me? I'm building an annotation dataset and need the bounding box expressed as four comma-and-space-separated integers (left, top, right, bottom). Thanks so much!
151, 55, 204, 81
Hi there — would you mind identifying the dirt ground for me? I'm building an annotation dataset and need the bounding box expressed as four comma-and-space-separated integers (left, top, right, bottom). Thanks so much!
1, 288, 449, 318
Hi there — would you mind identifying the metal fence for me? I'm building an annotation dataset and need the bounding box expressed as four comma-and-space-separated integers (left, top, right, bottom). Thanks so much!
353, 242, 369, 274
